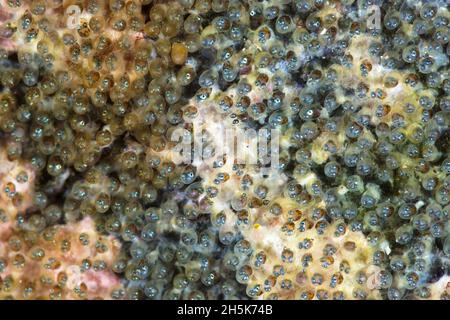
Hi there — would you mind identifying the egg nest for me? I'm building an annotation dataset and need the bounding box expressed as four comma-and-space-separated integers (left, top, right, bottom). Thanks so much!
0, 0, 448, 300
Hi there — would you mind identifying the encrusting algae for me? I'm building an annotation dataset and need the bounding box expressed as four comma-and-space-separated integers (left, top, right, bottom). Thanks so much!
0, 0, 448, 300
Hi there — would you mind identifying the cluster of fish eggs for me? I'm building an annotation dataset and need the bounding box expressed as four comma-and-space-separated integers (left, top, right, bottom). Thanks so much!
0, 0, 448, 300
